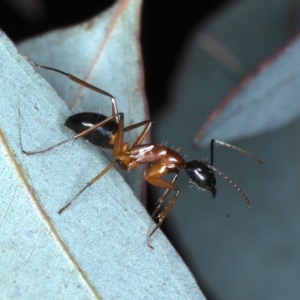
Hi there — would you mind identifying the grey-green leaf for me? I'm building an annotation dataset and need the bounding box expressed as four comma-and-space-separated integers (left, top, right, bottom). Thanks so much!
196, 36, 300, 146
18, 0, 149, 201
0, 29, 204, 300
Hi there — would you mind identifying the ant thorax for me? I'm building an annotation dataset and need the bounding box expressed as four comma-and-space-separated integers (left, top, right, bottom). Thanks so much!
129, 144, 186, 169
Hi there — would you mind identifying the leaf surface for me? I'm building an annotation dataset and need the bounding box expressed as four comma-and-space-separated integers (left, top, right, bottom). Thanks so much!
196, 36, 300, 145
0, 29, 204, 299
18, 0, 148, 200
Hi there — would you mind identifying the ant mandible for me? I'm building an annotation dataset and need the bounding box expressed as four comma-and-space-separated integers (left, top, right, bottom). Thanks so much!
22, 56, 263, 249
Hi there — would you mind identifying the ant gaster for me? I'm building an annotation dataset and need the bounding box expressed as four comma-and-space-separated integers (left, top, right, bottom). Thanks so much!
22, 56, 263, 249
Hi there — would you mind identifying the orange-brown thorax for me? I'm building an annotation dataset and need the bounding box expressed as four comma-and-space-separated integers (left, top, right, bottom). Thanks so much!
115, 144, 186, 171
130, 144, 185, 166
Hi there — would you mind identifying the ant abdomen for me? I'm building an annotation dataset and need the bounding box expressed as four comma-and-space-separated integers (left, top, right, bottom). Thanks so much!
65, 112, 118, 148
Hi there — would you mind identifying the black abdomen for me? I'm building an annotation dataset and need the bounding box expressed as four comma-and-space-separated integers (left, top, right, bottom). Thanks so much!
65, 112, 118, 149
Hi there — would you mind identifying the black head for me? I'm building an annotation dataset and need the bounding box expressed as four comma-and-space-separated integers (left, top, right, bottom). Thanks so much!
185, 160, 217, 197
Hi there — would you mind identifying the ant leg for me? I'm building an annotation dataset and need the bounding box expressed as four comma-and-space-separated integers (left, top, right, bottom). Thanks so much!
123, 119, 153, 148
59, 116, 151, 212
123, 120, 153, 146
59, 112, 120, 212
18, 106, 74, 155
110, 113, 152, 157
58, 161, 117, 214
59, 111, 121, 213
210, 139, 263, 166
22, 113, 122, 155
148, 185, 180, 249
112, 113, 125, 158
22, 137, 74, 155
131, 120, 152, 147
151, 170, 179, 218
22, 54, 119, 122
144, 164, 180, 248
124, 120, 152, 134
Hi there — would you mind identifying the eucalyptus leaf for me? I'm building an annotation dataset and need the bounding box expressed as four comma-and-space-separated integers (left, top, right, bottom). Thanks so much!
196, 36, 300, 146
18, 0, 148, 200
0, 31, 204, 299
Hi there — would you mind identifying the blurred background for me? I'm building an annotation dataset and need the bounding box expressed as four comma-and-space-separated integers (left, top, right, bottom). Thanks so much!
0, 0, 228, 115
1, 1, 300, 299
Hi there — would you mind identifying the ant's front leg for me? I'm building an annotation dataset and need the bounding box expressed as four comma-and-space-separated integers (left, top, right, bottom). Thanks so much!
151, 169, 179, 219
148, 187, 180, 249
144, 164, 180, 249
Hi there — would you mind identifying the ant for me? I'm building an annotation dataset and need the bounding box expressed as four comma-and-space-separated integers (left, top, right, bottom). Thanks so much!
22, 56, 263, 249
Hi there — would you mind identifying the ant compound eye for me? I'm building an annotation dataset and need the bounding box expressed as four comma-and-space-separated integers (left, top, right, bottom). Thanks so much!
116, 159, 127, 170
185, 160, 217, 197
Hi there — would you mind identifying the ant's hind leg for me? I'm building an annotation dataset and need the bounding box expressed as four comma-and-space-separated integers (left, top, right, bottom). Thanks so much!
22, 113, 122, 155
147, 188, 180, 249
22, 54, 119, 122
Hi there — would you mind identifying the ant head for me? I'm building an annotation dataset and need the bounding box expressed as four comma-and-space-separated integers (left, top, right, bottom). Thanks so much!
185, 160, 216, 197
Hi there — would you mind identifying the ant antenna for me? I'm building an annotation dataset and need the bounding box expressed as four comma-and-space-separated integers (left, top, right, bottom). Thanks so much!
207, 164, 251, 207
210, 139, 263, 166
